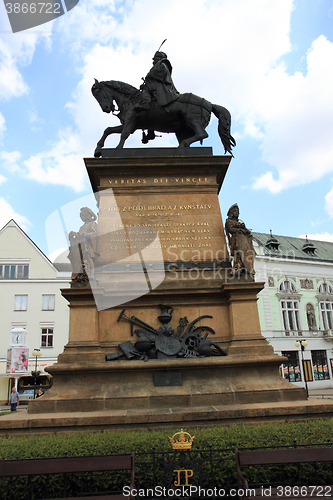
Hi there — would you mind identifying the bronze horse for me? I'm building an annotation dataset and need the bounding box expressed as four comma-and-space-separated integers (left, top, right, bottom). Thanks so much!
91, 79, 236, 157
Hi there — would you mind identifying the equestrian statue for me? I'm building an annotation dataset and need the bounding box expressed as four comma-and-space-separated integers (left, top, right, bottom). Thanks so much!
91, 46, 236, 156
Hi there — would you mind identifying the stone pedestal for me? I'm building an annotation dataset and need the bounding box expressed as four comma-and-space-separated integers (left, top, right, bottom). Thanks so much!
28, 149, 306, 414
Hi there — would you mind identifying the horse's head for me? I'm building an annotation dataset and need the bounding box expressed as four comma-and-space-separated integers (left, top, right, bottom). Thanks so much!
92, 79, 115, 114
92, 79, 140, 116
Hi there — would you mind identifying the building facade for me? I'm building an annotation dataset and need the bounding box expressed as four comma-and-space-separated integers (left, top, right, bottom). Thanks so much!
0, 220, 70, 403
253, 232, 333, 392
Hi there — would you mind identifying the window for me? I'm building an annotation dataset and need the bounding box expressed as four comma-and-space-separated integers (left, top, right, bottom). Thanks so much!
281, 301, 301, 331
14, 295, 27, 311
279, 280, 296, 292
311, 350, 330, 380
281, 351, 302, 382
320, 302, 333, 330
318, 283, 333, 293
41, 327, 53, 347
0, 264, 29, 279
42, 295, 55, 311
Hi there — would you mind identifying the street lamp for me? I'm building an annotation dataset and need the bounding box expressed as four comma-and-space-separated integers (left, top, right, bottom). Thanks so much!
295, 340, 308, 398
31, 349, 42, 399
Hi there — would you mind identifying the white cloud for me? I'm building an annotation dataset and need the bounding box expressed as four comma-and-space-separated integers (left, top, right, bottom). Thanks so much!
23, 129, 88, 191
325, 186, 333, 218
252, 171, 283, 194
0, 174, 6, 184
56, 0, 118, 54
0, 198, 31, 230
0, 0, 51, 101
0, 150, 22, 172
0, 32, 38, 100
299, 233, 333, 243
253, 35, 333, 192
0, 40, 28, 100
48, 247, 68, 263
243, 118, 264, 140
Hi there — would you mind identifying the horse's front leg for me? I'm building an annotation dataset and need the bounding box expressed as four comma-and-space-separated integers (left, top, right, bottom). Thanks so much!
115, 120, 134, 149
94, 125, 124, 157
115, 136, 127, 149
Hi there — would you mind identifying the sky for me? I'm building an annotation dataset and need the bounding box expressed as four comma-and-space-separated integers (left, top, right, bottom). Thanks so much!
0, 0, 333, 260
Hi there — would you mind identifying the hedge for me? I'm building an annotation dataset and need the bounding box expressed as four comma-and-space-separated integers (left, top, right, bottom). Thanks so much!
0, 418, 332, 460
0, 419, 332, 499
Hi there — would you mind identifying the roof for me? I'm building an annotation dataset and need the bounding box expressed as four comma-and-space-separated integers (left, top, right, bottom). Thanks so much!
0, 219, 56, 269
252, 232, 333, 263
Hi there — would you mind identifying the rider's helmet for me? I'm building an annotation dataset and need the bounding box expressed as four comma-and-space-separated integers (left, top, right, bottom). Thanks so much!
154, 51, 167, 60
153, 51, 172, 73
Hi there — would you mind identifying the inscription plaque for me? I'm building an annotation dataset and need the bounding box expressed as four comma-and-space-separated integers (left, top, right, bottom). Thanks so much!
154, 371, 183, 387
85, 155, 231, 269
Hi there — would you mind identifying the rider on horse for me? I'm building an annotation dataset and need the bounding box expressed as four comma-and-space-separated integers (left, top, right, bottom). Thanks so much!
134, 51, 180, 113
92, 49, 235, 153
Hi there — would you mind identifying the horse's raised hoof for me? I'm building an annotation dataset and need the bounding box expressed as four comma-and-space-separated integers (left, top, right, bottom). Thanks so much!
94, 148, 102, 158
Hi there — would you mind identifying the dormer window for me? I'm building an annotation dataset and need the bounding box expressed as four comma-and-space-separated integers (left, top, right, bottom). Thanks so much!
265, 231, 280, 251
302, 237, 316, 256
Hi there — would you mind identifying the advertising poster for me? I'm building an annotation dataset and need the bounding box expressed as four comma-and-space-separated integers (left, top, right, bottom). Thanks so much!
7, 348, 29, 374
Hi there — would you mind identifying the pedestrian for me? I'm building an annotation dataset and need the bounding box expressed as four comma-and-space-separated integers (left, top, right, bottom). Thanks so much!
8, 387, 19, 411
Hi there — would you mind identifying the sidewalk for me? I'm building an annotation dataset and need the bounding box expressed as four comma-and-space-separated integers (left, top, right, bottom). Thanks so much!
0, 404, 28, 412
308, 387, 333, 399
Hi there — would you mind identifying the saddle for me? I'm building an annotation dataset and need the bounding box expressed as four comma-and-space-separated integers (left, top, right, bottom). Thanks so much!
140, 93, 212, 144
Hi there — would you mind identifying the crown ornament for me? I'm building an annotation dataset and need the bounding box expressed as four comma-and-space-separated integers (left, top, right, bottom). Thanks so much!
169, 429, 195, 450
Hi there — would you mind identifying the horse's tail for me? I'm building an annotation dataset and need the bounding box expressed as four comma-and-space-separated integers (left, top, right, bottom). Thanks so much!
212, 104, 236, 156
